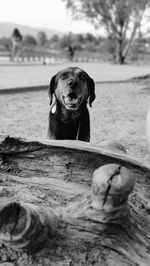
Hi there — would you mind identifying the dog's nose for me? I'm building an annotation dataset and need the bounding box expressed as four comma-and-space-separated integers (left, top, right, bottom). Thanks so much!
67, 79, 77, 88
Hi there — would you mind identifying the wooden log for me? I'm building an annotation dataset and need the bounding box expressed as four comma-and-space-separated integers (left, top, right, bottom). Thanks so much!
0, 136, 150, 265
0, 201, 58, 251
91, 164, 135, 221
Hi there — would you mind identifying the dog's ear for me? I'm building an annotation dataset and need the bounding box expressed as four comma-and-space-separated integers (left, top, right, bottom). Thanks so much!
48, 74, 57, 105
87, 77, 96, 107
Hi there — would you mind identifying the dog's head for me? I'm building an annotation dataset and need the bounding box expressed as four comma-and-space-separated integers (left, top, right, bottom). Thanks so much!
48, 67, 95, 110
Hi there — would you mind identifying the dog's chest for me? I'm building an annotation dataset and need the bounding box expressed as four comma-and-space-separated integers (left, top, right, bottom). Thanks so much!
60, 109, 81, 124
60, 119, 80, 140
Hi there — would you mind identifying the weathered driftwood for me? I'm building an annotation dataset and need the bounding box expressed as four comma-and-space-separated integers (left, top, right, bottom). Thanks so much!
0, 136, 150, 266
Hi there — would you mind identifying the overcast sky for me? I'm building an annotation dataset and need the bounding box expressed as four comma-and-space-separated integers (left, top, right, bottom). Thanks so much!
0, 0, 100, 34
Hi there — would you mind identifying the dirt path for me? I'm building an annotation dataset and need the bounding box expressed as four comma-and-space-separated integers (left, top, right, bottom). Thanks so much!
0, 62, 150, 90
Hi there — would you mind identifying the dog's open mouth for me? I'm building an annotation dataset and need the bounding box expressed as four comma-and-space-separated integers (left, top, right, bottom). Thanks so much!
62, 96, 82, 110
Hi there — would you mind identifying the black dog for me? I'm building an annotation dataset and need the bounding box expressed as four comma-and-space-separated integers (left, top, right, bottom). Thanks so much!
48, 67, 95, 142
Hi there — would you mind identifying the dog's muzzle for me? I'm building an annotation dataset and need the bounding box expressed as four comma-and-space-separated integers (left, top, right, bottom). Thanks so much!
62, 92, 82, 110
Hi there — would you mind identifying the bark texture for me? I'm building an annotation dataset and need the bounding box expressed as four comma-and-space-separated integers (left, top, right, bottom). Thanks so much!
0, 136, 150, 266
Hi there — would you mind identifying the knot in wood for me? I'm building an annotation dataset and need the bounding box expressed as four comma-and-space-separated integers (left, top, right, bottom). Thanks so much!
0, 202, 57, 250
92, 164, 135, 221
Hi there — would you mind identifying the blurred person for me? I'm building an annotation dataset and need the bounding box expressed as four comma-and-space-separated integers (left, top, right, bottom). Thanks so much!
66, 44, 75, 61
11, 28, 22, 61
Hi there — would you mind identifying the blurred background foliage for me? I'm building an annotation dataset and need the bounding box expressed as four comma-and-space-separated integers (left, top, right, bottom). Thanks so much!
1, 0, 150, 64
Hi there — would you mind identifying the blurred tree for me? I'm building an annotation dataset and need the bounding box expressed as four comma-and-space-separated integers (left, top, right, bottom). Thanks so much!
0, 38, 11, 51
24, 35, 37, 45
59, 34, 72, 48
50, 34, 60, 43
85, 33, 96, 43
63, 0, 150, 64
77, 33, 85, 43
37, 31, 47, 46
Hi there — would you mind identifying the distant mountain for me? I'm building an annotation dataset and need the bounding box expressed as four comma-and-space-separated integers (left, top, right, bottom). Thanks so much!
0, 22, 64, 39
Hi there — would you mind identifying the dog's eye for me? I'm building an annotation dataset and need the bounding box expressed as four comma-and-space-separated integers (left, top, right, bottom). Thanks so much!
79, 73, 86, 80
60, 73, 68, 79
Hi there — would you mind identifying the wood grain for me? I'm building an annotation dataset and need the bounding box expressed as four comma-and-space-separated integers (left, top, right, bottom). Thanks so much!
0, 136, 150, 265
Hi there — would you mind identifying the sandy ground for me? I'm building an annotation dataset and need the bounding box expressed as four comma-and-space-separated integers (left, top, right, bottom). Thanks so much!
0, 76, 150, 164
